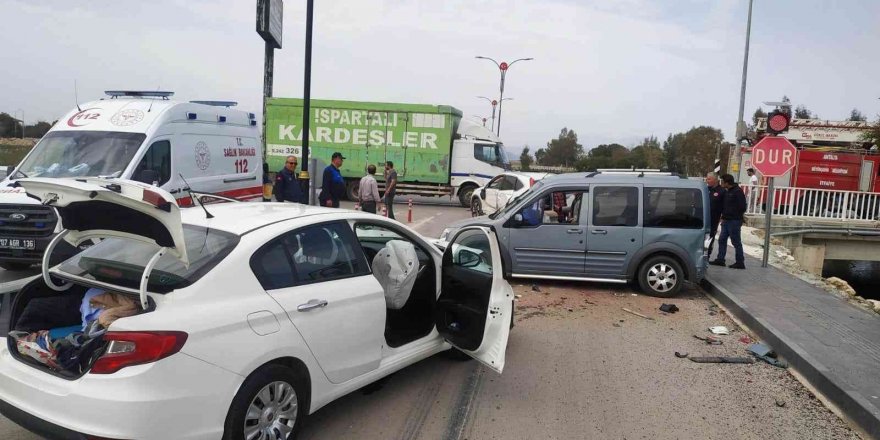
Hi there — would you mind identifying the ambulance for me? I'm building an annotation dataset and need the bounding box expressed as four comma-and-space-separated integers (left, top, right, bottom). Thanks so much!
0, 91, 262, 270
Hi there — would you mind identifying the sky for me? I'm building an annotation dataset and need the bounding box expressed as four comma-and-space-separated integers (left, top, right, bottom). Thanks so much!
1, 0, 878, 154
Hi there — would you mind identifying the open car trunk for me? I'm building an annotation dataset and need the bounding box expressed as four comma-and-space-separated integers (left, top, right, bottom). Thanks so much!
4, 277, 152, 380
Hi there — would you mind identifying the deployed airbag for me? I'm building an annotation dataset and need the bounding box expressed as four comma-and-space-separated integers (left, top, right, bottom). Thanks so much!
372, 240, 418, 310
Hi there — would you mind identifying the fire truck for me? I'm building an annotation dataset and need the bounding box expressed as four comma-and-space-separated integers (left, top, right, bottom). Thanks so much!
733, 117, 880, 217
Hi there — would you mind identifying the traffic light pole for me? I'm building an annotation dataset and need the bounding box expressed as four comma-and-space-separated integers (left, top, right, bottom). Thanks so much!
762, 176, 773, 268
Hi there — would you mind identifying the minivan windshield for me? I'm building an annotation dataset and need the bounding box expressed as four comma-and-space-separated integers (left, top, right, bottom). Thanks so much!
490, 180, 545, 219
57, 225, 239, 293
14, 131, 146, 179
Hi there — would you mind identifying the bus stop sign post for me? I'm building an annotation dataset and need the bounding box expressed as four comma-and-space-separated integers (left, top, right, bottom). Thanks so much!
750, 135, 797, 268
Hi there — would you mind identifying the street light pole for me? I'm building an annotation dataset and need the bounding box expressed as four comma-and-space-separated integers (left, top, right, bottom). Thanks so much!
300, 0, 315, 204
475, 56, 532, 137
724, 0, 754, 175
477, 96, 498, 131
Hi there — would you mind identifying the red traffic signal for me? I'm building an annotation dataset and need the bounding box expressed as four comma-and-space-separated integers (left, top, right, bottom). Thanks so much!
766, 110, 790, 135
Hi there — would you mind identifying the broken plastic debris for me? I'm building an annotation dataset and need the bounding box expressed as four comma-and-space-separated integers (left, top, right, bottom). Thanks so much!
709, 326, 730, 335
674, 351, 689, 358
659, 304, 679, 313
748, 343, 789, 368
694, 335, 723, 345
689, 356, 755, 364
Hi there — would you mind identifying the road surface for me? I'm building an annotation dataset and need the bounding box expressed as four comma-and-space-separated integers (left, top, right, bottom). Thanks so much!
0, 200, 861, 439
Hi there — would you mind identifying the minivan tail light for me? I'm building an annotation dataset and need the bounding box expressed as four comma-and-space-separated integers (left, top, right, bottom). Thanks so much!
90, 331, 188, 374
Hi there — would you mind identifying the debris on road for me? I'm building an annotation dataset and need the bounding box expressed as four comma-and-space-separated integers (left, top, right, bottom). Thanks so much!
674, 351, 689, 358
531, 284, 541, 292
515, 294, 522, 299
709, 326, 730, 335
659, 303, 679, 313
583, 299, 596, 305
739, 336, 752, 344
612, 322, 622, 328
622, 307, 654, 321
776, 400, 786, 408
688, 356, 755, 364
694, 335, 723, 345
748, 343, 789, 368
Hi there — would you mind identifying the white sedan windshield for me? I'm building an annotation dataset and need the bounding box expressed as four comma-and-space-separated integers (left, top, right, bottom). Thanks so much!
16, 131, 146, 178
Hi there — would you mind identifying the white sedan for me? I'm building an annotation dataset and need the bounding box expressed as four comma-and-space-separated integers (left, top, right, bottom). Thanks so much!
470, 171, 551, 216
0, 177, 512, 440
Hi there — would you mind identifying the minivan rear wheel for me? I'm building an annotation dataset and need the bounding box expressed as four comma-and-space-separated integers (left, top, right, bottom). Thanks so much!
637, 255, 683, 298
224, 364, 307, 440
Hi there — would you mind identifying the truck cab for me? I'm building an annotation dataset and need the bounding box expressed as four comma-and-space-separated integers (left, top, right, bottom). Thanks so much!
0, 91, 261, 270
450, 118, 511, 206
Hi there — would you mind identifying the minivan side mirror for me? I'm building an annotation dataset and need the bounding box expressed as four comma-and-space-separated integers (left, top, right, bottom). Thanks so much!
136, 169, 160, 186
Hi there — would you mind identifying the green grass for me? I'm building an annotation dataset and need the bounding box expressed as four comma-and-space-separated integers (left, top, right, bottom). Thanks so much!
0, 144, 33, 166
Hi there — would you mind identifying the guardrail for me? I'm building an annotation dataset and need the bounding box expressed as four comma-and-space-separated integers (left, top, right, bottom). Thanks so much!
745, 185, 880, 221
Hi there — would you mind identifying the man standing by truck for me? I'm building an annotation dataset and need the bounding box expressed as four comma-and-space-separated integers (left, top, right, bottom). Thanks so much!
274, 156, 306, 203
319, 152, 346, 208
358, 165, 382, 214
710, 174, 747, 269
384, 161, 398, 219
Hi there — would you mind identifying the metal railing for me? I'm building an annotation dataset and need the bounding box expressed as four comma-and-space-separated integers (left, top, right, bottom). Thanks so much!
744, 185, 880, 221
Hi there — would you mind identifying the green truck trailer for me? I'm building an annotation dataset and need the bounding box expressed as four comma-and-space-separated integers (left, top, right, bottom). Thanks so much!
265, 98, 510, 205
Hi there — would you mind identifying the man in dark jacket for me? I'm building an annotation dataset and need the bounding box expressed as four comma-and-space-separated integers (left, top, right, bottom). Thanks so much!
273, 156, 306, 203
705, 172, 726, 258
319, 152, 346, 208
710, 174, 747, 269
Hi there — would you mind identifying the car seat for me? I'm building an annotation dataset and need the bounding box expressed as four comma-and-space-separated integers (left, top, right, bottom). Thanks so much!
297, 228, 343, 280
371, 240, 418, 310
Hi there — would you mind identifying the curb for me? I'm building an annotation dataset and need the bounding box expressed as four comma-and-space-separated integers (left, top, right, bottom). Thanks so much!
701, 277, 880, 439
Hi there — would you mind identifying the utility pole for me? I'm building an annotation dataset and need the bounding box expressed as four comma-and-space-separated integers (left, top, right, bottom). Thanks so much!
301, 0, 315, 204
723, 0, 754, 175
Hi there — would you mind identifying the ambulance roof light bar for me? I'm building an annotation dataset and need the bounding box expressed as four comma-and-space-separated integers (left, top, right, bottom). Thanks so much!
105, 90, 175, 99
190, 100, 238, 108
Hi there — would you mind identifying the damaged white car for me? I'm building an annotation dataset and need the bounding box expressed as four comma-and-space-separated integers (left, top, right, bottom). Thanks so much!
0, 177, 512, 440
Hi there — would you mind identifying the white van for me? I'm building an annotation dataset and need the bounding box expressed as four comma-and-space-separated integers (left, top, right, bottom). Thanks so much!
0, 91, 262, 270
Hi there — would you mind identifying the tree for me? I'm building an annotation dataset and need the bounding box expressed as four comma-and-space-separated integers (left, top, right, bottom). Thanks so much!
0, 112, 17, 137
629, 136, 665, 169
751, 107, 767, 126
862, 116, 880, 148
539, 128, 583, 167
848, 108, 867, 122
519, 146, 533, 171
662, 127, 724, 177
794, 105, 814, 119
534, 148, 546, 165
574, 143, 629, 171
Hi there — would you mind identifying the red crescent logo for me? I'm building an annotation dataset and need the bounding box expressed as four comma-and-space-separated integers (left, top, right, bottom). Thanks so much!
67, 108, 101, 127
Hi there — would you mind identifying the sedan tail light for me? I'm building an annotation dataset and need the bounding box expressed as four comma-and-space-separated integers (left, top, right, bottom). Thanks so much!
90, 331, 188, 374
529, 177, 535, 187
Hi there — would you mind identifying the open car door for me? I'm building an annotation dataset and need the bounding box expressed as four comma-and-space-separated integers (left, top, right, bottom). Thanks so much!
16, 177, 188, 266
435, 226, 512, 373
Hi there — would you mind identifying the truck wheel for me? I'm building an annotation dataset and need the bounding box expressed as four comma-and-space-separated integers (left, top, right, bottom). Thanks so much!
458, 184, 477, 208
346, 180, 360, 202
0, 262, 31, 271
637, 255, 683, 298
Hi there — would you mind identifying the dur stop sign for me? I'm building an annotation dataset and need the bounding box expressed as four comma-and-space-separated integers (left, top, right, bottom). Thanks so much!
751, 136, 797, 177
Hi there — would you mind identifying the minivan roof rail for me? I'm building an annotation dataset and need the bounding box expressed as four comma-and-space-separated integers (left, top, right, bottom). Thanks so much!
190, 100, 239, 108
105, 90, 174, 99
